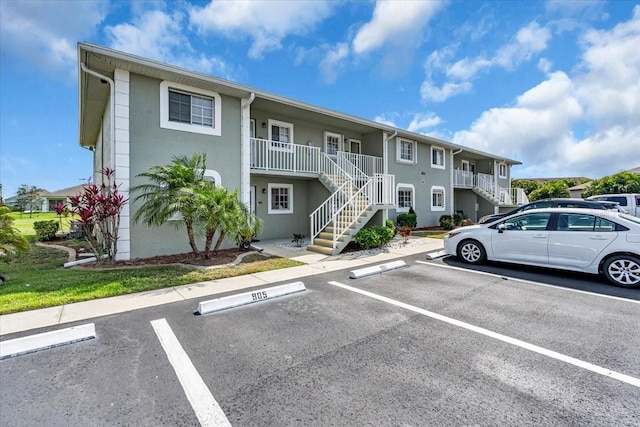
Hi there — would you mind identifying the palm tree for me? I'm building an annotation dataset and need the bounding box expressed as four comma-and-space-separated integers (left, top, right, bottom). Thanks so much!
131, 153, 208, 258
0, 206, 30, 260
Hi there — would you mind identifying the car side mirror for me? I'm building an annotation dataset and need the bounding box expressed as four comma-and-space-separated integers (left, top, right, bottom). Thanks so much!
498, 223, 506, 234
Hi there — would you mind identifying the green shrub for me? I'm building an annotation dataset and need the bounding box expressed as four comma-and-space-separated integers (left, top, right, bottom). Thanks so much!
439, 215, 455, 230
33, 220, 59, 241
397, 212, 417, 228
354, 222, 395, 249
385, 219, 396, 235
453, 213, 464, 226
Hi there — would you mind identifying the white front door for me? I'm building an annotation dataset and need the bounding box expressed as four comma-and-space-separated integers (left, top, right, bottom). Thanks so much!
324, 131, 341, 157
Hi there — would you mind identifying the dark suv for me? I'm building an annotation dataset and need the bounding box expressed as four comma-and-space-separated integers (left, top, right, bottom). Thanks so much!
478, 198, 620, 224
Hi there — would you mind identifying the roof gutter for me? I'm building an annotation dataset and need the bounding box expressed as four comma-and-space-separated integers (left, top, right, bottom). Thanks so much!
80, 62, 115, 174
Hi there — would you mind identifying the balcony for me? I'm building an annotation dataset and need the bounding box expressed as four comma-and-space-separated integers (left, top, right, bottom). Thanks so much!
251, 138, 321, 175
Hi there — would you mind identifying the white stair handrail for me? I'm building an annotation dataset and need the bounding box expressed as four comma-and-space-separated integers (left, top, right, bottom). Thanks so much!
310, 181, 354, 244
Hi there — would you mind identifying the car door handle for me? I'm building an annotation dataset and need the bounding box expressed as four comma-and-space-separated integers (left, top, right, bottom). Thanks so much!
590, 236, 609, 240
533, 235, 547, 239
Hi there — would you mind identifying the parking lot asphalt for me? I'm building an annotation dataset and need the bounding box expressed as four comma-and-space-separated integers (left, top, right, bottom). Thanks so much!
1, 248, 639, 426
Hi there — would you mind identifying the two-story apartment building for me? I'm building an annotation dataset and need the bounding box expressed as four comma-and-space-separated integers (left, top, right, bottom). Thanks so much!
77, 42, 527, 259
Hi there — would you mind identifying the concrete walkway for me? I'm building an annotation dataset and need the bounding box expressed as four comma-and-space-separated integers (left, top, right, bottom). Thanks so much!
0, 237, 444, 336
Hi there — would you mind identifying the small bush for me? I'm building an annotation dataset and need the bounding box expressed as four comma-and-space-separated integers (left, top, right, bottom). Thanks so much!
33, 220, 59, 241
461, 218, 474, 226
354, 222, 395, 249
439, 215, 455, 230
385, 219, 396, 235
399, 226, 412, 244
397, 212, 417, 228
453, 213, 464, 226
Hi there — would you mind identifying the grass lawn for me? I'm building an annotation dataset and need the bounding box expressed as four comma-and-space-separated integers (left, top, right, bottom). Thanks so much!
0, 245, 304, 315
11, 212, 78, 237
412, 230, 448, 239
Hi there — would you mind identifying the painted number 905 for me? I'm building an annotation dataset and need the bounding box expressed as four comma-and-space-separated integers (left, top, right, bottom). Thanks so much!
251, 291, 268, 301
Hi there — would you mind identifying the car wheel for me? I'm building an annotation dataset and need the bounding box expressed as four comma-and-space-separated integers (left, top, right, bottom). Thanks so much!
603, 255, 640, 288
457, 239, 486, 265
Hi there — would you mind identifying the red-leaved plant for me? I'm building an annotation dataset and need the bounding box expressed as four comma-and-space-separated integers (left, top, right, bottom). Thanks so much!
54, 202, 69, 233
70, 168, 128, 264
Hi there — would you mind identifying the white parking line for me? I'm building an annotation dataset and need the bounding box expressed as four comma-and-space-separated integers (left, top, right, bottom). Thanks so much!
151, 319, 231, 427
328, 281, 640, 388
415, 260, 640, 305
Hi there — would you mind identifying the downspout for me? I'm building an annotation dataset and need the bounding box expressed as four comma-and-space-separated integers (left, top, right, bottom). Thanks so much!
381, 131, 397, 224
451, 148, 463, 215
241, 93, 256, 207
80, 63, 115, 183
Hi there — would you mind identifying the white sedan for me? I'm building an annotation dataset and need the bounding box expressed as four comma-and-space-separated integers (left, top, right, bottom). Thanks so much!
444, 208, 640, 288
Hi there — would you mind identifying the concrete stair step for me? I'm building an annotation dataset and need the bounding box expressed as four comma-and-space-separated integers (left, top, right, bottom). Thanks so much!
306, 244, 334, 255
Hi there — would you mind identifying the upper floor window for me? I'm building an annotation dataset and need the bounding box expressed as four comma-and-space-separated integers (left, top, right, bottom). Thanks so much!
431, 146, 445, 169
397, 139, 416, 164
396, 184, 415, 213
268, 119, 294, 151
160, 81, 221, 136
325, 131, 342, 156
498, 163, 508, 178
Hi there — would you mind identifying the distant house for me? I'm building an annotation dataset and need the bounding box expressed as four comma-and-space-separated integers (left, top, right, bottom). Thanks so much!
568, 166, 639, 198
38, 184, 87, 212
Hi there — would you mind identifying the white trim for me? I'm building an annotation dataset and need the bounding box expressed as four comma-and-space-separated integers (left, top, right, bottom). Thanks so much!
461, 160, 469, 172
498, 163, 508, 179
324, 131, 342, 156
159, 81, 221, 136
268, 119, 294, 151
268, 183, 293, 214
204, 169, 222, 186
396, 183, 415, 213
396, 138, 417, 164
431, 185, 446, 211
348, 138, 361, 154
431, 146, 446, 169
114, 69, 130, 261
250, 118, 256, 138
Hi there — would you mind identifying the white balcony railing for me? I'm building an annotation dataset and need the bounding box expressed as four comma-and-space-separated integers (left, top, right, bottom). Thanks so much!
338, 152, 384, 177
251, 138, 321, 173
453, 170, 475, 187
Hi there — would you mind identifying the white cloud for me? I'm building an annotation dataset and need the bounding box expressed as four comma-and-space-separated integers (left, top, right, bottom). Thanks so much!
421, 80, 472, 103
189, 0, 335, 59
319, 43, 350, 84
106, 9, 233, 78
0, 0, 107, 77
538, 58, 553, 73
407, 113, 443, 133
450, 7, 640, 178
575, 5, 640, 127
373, 114, 397, 127
423, 21, 551, 103
352, 0, 444, 55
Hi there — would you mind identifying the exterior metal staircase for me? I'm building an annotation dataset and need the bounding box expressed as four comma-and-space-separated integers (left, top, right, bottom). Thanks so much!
308, 153, 394, 255
472, 173, 529, 207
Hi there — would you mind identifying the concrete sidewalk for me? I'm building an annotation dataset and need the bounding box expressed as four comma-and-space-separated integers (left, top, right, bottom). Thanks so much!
0, 237, 444, 336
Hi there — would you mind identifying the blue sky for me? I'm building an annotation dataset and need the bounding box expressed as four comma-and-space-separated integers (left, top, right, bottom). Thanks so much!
1, 0, 639, 198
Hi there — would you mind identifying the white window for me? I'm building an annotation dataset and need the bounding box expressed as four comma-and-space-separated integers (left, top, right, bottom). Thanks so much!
325, 131, 342, 156
160, 81, 221, 136
396, 184, 415, 213
431, 146, 445, 169
348, 138, 361, 154
204, 169, 221, 186
268, 183, 293, 214
396, 138, 416, 164
499, 163, 508, 178
431, 186, 445, 211
268, 119, 294, 151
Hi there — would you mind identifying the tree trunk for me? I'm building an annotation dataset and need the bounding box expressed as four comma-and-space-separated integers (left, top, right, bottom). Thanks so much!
213, 231, 226, 254
185, 220, 200, 258
204, 226, 217, 259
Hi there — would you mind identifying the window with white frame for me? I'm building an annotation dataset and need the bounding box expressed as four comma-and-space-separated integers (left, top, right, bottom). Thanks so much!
268, 119, 294, 150
325, 131, 341, 156
499, 163, 507, 178
397, 138, 416, 164
160, 81, 221, 136
204, 169, 221, 186
396, 184, 415, 212
431, 146, 445, 169
268, 183, 293, 214
431, 186, 445, 211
